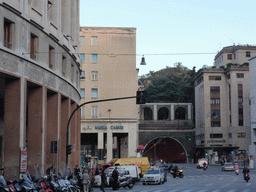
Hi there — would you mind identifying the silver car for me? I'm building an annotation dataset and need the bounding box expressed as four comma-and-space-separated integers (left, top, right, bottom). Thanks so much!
222, 162, 234, 171
141, 168, 165, 185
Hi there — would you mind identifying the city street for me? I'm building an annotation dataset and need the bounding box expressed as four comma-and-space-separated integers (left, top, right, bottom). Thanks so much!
94, 164, 256, 192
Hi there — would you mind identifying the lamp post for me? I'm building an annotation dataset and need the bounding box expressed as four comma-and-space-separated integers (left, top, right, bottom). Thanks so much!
66, 95, 146, 168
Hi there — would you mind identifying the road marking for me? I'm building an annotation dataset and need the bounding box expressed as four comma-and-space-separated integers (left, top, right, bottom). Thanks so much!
205, 183, 213, 187
211, 190, 221, 192
168, 190, 178, 192
227, 190, 236, 192
242, 190, 250, 192
182, 190, 193, 192
219, 177, 223, 180
197, 190, 207, 192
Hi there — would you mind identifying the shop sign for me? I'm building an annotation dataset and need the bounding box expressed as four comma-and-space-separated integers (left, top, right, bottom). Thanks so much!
110, 126, 123, 129
95, 126, 107, 129
20, 150, 27, 172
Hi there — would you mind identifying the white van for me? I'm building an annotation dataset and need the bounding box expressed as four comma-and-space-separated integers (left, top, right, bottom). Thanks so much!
117, 165, 141, 182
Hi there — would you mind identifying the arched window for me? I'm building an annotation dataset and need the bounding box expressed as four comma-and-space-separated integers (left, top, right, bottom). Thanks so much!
175, 107, 186, 120
158, 107, 169, 120
143, 107, 153, 120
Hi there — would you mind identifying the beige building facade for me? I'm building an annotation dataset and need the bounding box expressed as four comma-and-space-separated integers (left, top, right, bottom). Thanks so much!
195, 64, 250, 162
79, 27, 139, 164
0, 0, 81, 179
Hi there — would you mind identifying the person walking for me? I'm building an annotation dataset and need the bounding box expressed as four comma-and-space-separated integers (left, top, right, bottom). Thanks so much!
100, 169, 107, 192
74, 165, 80, 177
82, 169, 90, 192
89, 168, 95, 191
112, 166, 119, 190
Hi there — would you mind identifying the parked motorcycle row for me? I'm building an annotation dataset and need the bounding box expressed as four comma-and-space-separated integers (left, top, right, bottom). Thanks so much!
0, 172, 83, 192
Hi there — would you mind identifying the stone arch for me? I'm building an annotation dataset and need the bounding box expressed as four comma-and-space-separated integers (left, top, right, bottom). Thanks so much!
144, 137, 188, 163
143, 107, 153, 120
175, 107, 186, 120
158, 107, 169, 120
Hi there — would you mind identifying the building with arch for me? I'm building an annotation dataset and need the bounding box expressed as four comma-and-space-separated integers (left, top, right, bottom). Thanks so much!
139, 103, 195, 163
0, 0, 81, 179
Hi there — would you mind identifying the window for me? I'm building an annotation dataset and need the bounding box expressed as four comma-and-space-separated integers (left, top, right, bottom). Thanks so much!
80, 88, 85, 98
246, 51, 251, 57
71, 64, 74, 82
80, 54, 85, 62
238, 132, 246, 138
49, 45, 54, 68
211, 121, 221, 127
234, 53, 236, 60
209, 76, 221, 80
4, 18, 14, 49
79, 36, 85, 45
30, 33, 38, 60
91, 106, 98, 118
227, 74, 230, 79
81, 106, 84, 118
210, 86, 220, 93
92, 54, 98, 63
91, 36, 98, 45
238, 97, 243, 103
229, 133, 232, 138
211, 110, 220, 117
239, 120, 243, 126
210, 98, 220, 104
239, 108, 243, 115
210, 134, 223, 138
91, 88, 98, 98
236, 73, 244, 78
227, 54, 232, 60
91, 71, 98, 80
62, 56, 66, 76
80, 71, 85, 79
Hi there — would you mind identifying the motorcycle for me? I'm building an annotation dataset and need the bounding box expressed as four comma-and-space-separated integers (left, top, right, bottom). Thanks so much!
170, 169, 184, 178
244, 173, 250, 183
0, 176, 10, 191
12, 180, 23, 192
110, 176, 134, 190
19, 174, 38, 192
203, 164, 207, 170
6, 180, 16, 192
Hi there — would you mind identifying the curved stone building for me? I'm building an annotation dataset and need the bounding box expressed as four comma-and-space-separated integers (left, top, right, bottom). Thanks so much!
0, 0, 81, 179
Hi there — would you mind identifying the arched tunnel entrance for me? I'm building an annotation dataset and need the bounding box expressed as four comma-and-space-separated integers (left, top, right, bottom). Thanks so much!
143, 137, 187, 163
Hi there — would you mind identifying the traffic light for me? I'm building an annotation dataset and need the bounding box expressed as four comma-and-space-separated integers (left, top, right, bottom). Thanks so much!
66, 144, 72, 155
205, 152, 208, 157
136, 91, 147, 104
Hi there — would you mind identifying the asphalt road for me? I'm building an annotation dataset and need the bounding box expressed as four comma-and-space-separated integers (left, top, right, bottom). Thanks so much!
93, 164, 256, 192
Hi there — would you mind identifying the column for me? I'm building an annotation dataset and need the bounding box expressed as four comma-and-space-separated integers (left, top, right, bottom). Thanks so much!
128, 131, 137, 158
98, 132, 104, 162
106, 132, 113, 163
154, 105, 157, 120
171, 104, 174, 120
188, 104, 192, 120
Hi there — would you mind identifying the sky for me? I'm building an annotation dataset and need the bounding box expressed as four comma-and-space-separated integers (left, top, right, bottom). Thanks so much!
80, 0, 256, 76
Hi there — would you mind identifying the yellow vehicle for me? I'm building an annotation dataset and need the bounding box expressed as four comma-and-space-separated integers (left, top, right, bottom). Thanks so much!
109, 157, 149, 174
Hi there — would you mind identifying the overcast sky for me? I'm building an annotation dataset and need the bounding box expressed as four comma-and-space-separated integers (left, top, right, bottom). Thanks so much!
80, 0, 256, 76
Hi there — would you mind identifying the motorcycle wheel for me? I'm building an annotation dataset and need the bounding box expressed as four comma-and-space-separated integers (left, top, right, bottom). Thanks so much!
173, 175, 176, 178
179, 174, 183, 178
39, 190, 46, 192
128, 183, 134, 189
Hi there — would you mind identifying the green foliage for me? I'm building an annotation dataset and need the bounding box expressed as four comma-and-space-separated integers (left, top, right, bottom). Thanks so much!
140, 64, 197, 103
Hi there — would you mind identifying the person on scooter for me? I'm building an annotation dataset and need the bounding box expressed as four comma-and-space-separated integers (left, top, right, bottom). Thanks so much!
172, 165, 178, 175
234, 163, 239, 174
243, 166, 250, 179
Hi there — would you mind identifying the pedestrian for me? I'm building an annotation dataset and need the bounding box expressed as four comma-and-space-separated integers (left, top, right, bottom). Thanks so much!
112, 166, 119, 190
100, 169, 107, 192
74, 165, 80, 177
89, 168, 95, 191
82, 169, 90, 192
95, 165, 99, 175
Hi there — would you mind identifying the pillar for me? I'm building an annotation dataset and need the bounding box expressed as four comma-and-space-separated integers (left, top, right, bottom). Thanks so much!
106, 132, 112, 162
154, 105, 157, 120
171, 104, 174, 120
188, 104, 192, 120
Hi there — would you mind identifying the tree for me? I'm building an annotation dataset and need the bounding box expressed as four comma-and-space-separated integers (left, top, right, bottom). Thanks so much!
139, 63, 196, 103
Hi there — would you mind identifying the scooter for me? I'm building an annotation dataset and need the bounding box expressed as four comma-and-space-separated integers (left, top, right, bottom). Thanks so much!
118, 176, 134, 189
0, 176, 10, 192
170, 169, 184, 178
235, 169, 239, 175
244, 173, 250, 183
6, 180, 16, 192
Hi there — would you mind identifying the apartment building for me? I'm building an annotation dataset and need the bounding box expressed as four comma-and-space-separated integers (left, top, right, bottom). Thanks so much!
249, 57, 256, 165
214, 45, 256, 68
79, 27, 139, 164
195, 63, 250, 162
0, 0, 81, 179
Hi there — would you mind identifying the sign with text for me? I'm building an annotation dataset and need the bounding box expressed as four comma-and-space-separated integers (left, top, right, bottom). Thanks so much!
20, 150, 27, 172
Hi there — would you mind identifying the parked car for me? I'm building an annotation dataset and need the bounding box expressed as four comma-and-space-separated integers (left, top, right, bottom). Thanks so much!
141, 168, 165, 185
222, 162, 234, 171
